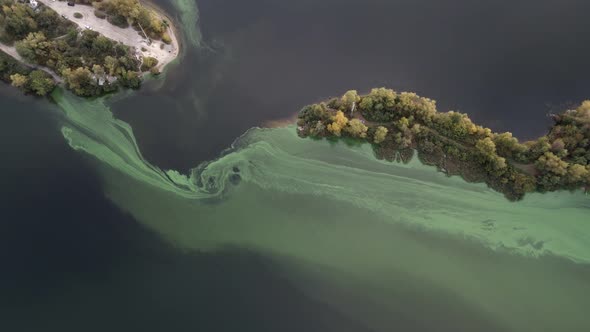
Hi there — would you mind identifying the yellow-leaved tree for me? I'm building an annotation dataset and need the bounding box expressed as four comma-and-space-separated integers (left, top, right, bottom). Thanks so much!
327, 111, 348, 136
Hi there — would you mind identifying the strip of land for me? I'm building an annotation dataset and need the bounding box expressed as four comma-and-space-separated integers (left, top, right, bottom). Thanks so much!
0, 0, 180, 96
38, 0, 179, 71
297, 89, 590, 200
0, 42, 62, 82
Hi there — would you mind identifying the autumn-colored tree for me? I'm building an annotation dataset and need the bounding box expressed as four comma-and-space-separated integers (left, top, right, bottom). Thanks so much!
327, 111, 349, 136
9, 73, 28, 88
575, 100, 590, 118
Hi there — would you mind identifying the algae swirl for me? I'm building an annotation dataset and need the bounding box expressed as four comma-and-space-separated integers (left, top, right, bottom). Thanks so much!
48, 1, 590, 330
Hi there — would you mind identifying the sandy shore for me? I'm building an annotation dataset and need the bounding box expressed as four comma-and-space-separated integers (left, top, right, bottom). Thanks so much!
38, 0, 180, 71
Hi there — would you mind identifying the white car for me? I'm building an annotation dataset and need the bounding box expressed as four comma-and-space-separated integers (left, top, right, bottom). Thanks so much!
84, 25, 93, 30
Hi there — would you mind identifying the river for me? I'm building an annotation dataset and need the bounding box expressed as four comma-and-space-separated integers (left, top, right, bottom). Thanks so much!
1, 0, 590, 331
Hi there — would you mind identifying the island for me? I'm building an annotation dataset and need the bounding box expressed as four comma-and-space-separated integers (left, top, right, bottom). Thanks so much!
0, 0, 179, 97
297, 88, 590, 200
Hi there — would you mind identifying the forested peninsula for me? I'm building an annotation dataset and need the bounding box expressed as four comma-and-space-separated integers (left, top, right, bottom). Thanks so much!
297, 88, 590, 200
0, 0, 177, 97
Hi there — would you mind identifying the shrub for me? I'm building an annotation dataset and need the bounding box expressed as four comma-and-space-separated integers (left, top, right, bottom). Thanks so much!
73, 12, 83, 19
140, 56, 158, 71
161, 32, 172, 44
108, 15, 129, 28
94, 10, 107, 19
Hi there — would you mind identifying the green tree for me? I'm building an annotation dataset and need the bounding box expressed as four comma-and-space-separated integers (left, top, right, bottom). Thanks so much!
28, 70, 55, 96
340, 90, 360, 111
104, 56, 119, 76
536, 152, 568, 176
62, 67, 94, 96
475, 137, 497, 156
15, 32, 50, 63
344, 119, 368, 138
1, 3, 37, 41
140, 56, 158, 71
567, 164, 588, 183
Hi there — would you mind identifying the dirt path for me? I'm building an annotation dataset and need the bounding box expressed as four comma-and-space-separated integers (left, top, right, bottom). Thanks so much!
0, 43, 63, 82
38, 0, 179, 70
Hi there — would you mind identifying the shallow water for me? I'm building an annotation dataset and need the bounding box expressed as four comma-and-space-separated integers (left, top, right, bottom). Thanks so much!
52, 88, 590, 331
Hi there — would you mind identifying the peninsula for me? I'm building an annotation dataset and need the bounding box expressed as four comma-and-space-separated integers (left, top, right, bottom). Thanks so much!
297, 88, 590, 200
0, 0, 179, 97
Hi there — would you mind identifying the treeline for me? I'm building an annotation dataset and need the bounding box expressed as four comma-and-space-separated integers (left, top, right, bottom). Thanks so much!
0, 1, 160, 97
297, 88, 590, 201
15, 29, 146, 96
0, 50, 55, 95
0, 0, 74, 44
92, 0, 171, 43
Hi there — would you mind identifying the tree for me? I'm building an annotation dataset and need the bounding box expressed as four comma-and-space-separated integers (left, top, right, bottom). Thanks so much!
344, 119, 368, 138
536, 152, 568, 176
15, 32, 50, 63
493, 132, 527, 159
309, 121, 326, 137
340, 90, 360, 111
10, 73, 28, 88
140, 56, 158, 71
374, 126, 388, 144
119, 69, 141, 89
551, 138, 566, 153
475, 137, 497, 156
104, 56, 119, 76
576, 100, 590, 118
567, 164, 588, 183
62, 67, 94, 96
92, 64, 105, 78
327, 111, 349, 136
1, 3, 37, 40
28, 70, 55, 96
93, 35, 114, 53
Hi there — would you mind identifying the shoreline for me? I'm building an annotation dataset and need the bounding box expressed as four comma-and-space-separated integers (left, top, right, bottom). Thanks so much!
38, 0, 181, 72
141, 0, 183, 68
297, 89, 590, 201
0, 0, 182, 96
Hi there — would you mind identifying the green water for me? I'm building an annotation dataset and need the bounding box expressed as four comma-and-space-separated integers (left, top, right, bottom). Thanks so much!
47, 0, 590, 330
53, 88, 590, 331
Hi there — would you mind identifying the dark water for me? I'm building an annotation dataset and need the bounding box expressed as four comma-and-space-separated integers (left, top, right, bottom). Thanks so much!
118, 0, 590, 170
0, 86, 373, 331
3, 0, 590, 331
